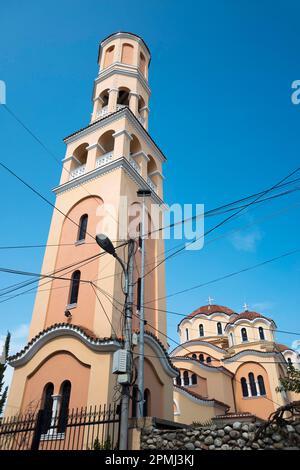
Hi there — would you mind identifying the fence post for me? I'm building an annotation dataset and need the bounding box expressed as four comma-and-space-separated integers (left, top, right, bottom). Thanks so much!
31, 409, 44, 450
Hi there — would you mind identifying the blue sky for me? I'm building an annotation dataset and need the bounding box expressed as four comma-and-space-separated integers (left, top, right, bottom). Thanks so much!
0, 0, 300, 361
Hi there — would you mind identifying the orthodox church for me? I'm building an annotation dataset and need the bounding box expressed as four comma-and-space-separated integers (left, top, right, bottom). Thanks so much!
171, 303, 300, 423
4, 32, 299, 431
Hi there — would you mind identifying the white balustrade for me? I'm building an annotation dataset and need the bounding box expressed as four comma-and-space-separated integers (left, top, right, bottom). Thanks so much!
129, 157, 141, 174
70, 164, 86, 180
147, 176, 157, 193
138, 114, 145, 125
96, 152, 113, 168
96, 105, 109, 118
116, 104, 126, 111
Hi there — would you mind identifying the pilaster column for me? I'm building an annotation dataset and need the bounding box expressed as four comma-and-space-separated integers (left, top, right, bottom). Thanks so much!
129, 92, 139, 115
148, 170, 164, 198
139, 106, 149, 130
130, 151, 149, 179
86, 143, 104, 172
49, 394, 61, 435
108, 88, 119, 113
60, 155, 82, 185
91, 96, 104, 122
112, 129, 132, 159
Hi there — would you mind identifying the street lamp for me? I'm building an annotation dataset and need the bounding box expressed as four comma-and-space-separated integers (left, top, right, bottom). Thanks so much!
95, 233, 134, 450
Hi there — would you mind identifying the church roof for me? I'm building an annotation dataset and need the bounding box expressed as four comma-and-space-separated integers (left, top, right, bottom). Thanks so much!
178, 304, 236, 327
226, 310, 274, 326
174, 384, 230, 410
275, 343, 293, 353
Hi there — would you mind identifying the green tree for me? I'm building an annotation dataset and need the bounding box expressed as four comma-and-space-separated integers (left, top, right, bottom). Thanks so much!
277, 365, 300, 394
0, 332, 11, 415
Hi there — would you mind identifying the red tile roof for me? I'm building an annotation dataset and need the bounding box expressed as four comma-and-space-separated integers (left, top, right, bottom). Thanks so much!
227, 311, 273, 325
186, 304, 236, 319
275, 343, 291, 352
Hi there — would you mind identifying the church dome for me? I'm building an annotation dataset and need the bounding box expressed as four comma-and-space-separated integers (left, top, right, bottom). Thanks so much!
227, 310, 273, 325
187, 304, 236, 319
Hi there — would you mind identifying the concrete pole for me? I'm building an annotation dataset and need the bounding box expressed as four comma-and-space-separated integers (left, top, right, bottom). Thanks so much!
119, 239, 134, 450
137, 196, 146, 418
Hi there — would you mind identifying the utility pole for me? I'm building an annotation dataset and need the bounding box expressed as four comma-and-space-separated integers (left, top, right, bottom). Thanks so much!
119, 238, 134, 450
136, 189, 151, 418
95, 234, 135, 450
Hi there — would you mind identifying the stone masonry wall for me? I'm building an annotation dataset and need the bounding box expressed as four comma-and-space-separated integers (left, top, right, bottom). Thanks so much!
141, 420, 300, 450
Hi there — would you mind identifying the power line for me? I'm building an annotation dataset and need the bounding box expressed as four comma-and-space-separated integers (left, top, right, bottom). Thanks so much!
138, 164, 300, 284
2, 104, 120, 227
144, 247, 300, 304
93, 285, 283, 408
0, 160, 96, 242
0, 266, 92, 283
91, 283, 119, 338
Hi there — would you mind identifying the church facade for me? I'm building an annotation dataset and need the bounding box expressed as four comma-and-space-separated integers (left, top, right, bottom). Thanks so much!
4, 32, 299, 430
171, 304, 300, 424
5, 32, 177, 421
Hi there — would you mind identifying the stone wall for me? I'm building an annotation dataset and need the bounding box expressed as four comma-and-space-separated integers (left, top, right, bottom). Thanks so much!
141, 420, 300, 450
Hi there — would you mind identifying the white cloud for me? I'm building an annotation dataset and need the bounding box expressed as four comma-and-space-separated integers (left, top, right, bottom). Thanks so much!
291, 340, 300, 352
229, 227, 263, 252
252, 301, 274, 312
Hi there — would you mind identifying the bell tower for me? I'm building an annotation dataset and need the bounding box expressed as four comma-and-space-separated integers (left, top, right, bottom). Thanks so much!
91, 32, 150, 129
6, 32, 176, 420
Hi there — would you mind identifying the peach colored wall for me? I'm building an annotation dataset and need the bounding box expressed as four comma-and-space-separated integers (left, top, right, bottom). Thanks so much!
172, 359, 235, 411
103, 46, 115, 68
121, 44, 134, 64
143, 358, 163, 417
234, 362, 275, 419
5, 337, 114, 417
44, 196, 101, 330
21, 351, 90, 413
173, 389, 227, 425
179, 314, 230, 343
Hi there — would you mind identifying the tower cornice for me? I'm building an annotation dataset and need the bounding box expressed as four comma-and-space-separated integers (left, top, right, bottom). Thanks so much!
94, 63, 151, 96
63, 106, 166, 162
53, 156, 166, 207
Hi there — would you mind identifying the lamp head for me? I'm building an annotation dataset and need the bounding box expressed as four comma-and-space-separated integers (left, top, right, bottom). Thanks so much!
95, 233, 116, 256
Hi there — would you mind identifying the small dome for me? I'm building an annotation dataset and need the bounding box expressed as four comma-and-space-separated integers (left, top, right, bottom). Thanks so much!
178, 305, 237, 328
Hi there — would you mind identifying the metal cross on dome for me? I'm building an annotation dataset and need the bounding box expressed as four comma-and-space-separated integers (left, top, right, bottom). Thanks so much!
207, 296, 214, 306
243, 302, 250, 311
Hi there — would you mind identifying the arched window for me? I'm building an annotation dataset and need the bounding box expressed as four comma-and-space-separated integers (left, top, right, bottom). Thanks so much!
58, 380, 71, 433
287, 357, 293, 367
241, 377, 249, 397
69, 270, 81, 305
217, 322, 222, 335
257, 375, 266, 395
248, 372, 257, 396
199, 354, 204, 362
185, 328, 189, 341
192, 353, 197, 359
206, 357, 212, 364
241, 328, 248, 342
103, 45, 115, 68
199, 324, 204, 337
139, 52, 146, 75
77, 214, 88, 241
259, 327, 265, 340
176, 373, 181, 386
183, 370, 189, 386
191, 373, 197, 385
41, 383, 54, 434
143, 389, 151, 416
121, 43, 134, 64
132, 385, 138, 417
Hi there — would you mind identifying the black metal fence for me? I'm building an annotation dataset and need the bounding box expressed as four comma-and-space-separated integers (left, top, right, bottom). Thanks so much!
0, 404, 120, 450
